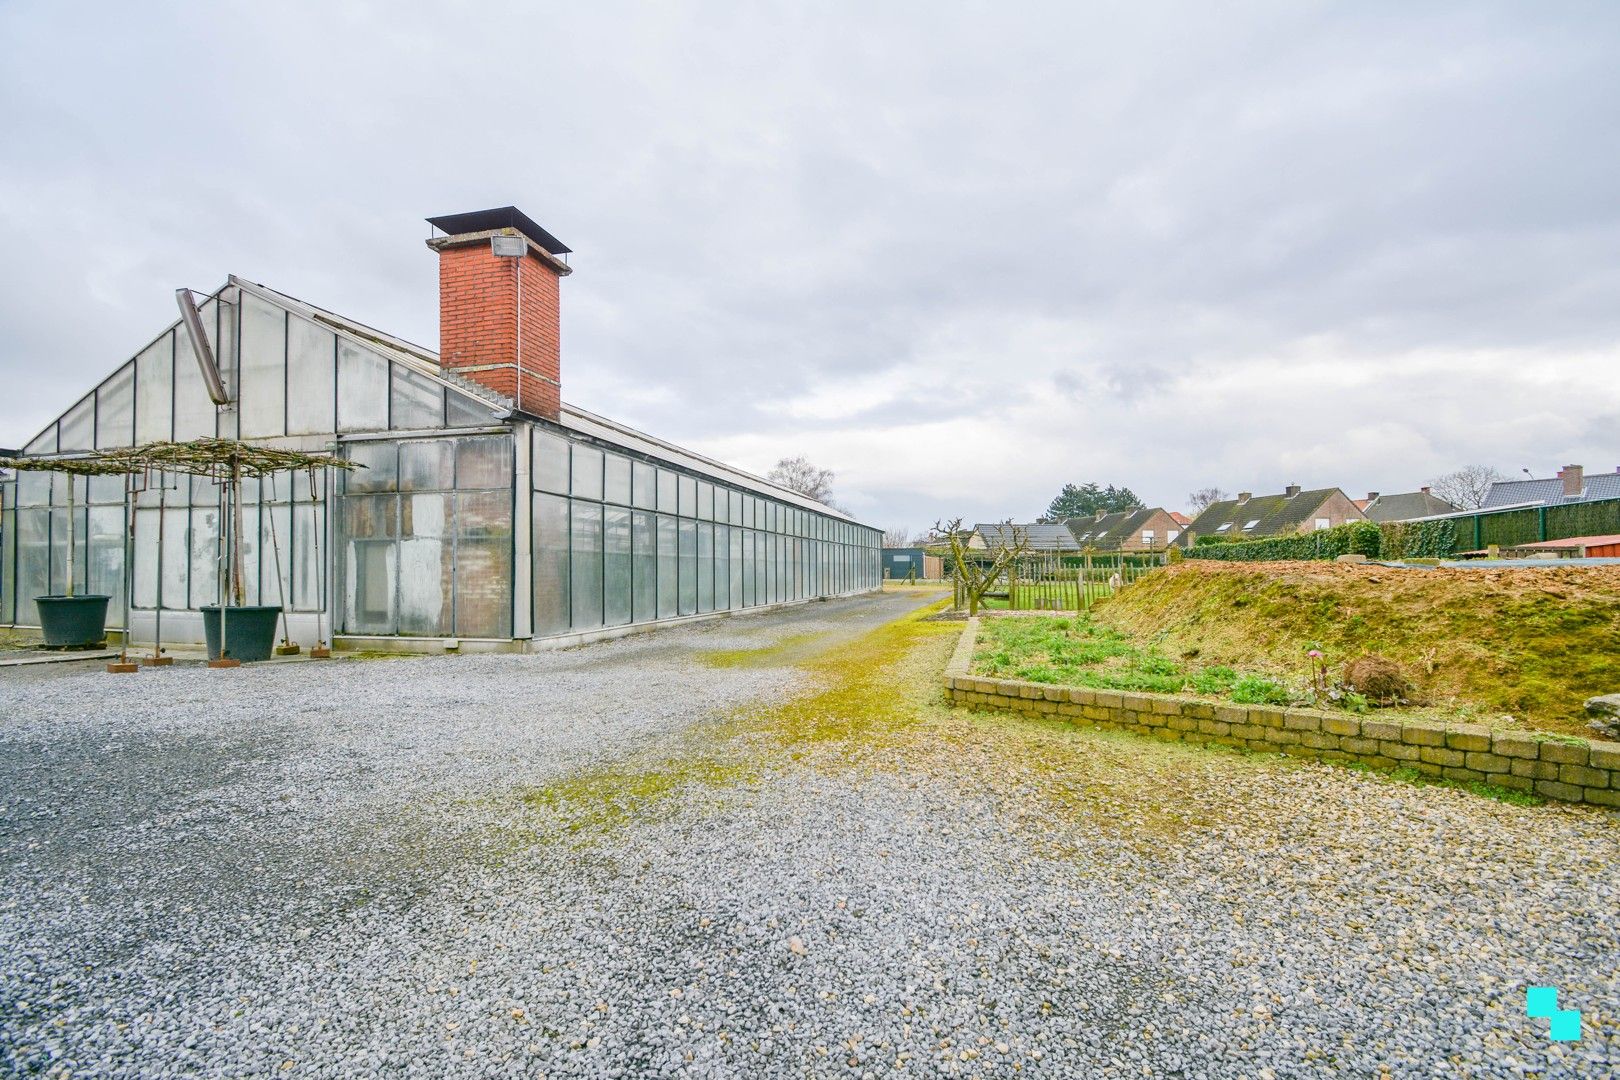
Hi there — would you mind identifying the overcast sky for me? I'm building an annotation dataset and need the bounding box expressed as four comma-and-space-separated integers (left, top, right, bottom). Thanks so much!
2, 2, 1617, 533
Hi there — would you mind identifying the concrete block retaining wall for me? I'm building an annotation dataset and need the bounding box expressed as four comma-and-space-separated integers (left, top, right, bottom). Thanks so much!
944, 618, 1620, 809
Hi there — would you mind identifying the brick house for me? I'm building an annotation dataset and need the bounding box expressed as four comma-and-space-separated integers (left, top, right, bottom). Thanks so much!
1065, 507, 1185, 552
1183, 485, 1365, 544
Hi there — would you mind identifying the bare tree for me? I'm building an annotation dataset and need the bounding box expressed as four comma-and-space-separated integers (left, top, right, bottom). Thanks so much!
932, 517, 1029, 616
767, 455, 835, 504
1428, 464, 1508, 510
882, 526, 913, 548
1185, 486, 1229, 515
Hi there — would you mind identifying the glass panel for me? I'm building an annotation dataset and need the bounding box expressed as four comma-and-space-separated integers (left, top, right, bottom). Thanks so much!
342, 494, 397, 634
714, 487, 730, 525
345, 442, 397, 493
446, 389, 496, 427
24, 423, 58, 455
286, 317, 336, 435
678, 476, 697, 519
236, 498, 261, 607
391, 364, 443, 429
159, 506, 188, 610
259, 502, 291, 610
456, 435, 512, 489
399, 492, 451, 635
399, 440, 454, 491
656, 514, 677, 618
533, 430, 569, 494
188, 503, 221, 608
174, 311, 219, 441
604, 454, 631, 506
603, 507, 632, 626
697, 481, 714, 522
454, 489, 511, 638
95, 364, 135, 448
132, 508, 159, 609
632, 461, 655, 510
697, 522, 714, 614
656, 469, 677, 513
134, 334, 174, 444
337, 340, 390, 432
1, 503, 14, 623
291, 503, 323, 611
16, 508, 49, 618
571, 445, 603, 502
570, 500, 603, 630
741, 529, 755, 607
678, 518, 696, 616
532, 493, 570, 636
58, 395, 95, 452
631, 510, 655, 623
715, 523, 730, 610
239, 294, 286, 437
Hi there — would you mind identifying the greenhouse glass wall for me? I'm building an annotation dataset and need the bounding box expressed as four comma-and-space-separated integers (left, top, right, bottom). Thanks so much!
1, 215, 882, 649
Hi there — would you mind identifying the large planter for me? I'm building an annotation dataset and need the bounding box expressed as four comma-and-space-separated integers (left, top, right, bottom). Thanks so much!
35, 594, 112, 648
200, 605, 283, 663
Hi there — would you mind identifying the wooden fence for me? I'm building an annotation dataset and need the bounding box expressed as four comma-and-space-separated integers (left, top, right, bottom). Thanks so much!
952, 550, 1167, 613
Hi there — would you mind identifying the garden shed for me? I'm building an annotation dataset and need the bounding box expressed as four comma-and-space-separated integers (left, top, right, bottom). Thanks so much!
0, 208, 882, 651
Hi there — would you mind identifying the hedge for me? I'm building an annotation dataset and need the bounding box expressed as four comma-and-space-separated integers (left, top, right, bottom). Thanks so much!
1185, 521, 1383, 562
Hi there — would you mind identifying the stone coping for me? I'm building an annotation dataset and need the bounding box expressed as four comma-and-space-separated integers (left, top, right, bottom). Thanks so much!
946, 617, 1620, 808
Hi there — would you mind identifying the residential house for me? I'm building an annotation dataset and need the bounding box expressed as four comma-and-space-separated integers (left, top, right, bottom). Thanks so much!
1184, 485, 1365, 543
1359, 488, 1457, 522
1481, 464, 1620, 510
1065, 507, 1185, 552
971, 522, 1081, 554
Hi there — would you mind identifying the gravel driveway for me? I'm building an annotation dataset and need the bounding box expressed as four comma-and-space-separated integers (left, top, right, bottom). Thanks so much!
2, 590, 1616, 1078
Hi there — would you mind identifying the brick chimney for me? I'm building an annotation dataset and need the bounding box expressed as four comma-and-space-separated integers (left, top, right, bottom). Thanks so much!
426, 207, 572, 421
1284, 484, 1301, 497
1419, 486, 1430, 496
1558, 464, 1584, 497
1366, 491, 1380, 502
1236, 492, 1252, 505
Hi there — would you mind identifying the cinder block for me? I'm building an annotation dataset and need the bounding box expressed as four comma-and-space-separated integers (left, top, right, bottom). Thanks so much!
1281, 744, 1318, 758
1067, 688, 1093, 705
1168, 716, 1199, 733
1491, 733, 1540, 760
1269, 729, 1302, 745
1419, 746, 1465, 767
1510, 758, 1560, 781
1042, 686, 1065, 702
1539, 741, 1588, 765
1535, 779, 1584, 803
1464, 752, 1511, 774
1559, 764, 1610, 789
1341, 736, 1379, 755
1402, 725, 1448, 747
1584, 787, 1620, 807
1215, 705, 1248, 725
1365, 755, 1397, 771
1151, 697, 1182, 716
1411, 761, 1442, 776
1018, 684, 1041, 700
1360, 720, 1402, 741
1248, 707, 1288, 729
1119, 693, 1150, 713
1283, 712, 1321, 732
1231, 724, 1266, 740
1322, 716, 1361, 737
1445, 727, 1493, 752
1302, 732, 1340, 750
1182, 702, 1216, 720
1442, 767, 1483, 784
1379, 740, 1420, 761
1495, 773, 1534, 793
1197, 719, 1231, 737
1183, 732, 1212, 745
1587, 744, 1620, 771
1094, 692, 1123, 709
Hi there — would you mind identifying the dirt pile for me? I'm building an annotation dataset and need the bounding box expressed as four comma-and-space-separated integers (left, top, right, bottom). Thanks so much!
1091, 561, 1620, 735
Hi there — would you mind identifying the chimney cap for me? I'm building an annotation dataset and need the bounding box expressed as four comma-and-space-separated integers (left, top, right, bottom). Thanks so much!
427, 206, 571, 256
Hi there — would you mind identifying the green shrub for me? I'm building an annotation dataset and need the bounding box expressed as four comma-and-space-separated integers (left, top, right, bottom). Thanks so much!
1185, 521, 1382, 563
1230, 673, 1291, 705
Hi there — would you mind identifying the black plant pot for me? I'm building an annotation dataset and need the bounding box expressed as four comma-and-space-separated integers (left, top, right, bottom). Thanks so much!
35, 594, 111, 648
200, 605, 283, 663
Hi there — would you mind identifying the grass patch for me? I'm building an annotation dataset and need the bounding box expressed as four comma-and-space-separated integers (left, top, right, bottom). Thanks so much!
972, 615, 1309, 706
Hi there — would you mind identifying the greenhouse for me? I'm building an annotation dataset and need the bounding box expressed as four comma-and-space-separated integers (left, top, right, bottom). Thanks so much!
0, 208, 882, 651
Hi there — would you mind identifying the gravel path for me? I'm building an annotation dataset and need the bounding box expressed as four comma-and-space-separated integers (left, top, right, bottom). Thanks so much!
2, 591, 1616, 1078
